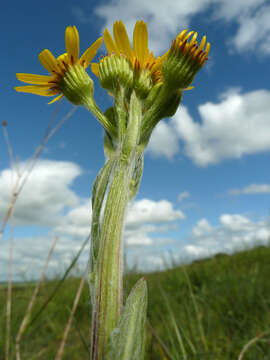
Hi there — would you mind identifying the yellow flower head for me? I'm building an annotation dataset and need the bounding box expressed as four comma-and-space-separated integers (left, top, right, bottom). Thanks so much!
15, 26, 103, 104
162, 30, 210, 90
91, 20, 166, 94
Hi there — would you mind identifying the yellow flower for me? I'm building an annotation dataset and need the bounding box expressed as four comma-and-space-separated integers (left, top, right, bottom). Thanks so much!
15, 26, 103, 104
91, 20, 166, 85
162, 29, 210, 90
174, 29, 210, 66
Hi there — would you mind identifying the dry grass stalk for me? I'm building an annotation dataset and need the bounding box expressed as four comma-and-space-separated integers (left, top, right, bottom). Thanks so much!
15, 236, 59, 360
55, 268, 87, 360
238, 329, 270, 360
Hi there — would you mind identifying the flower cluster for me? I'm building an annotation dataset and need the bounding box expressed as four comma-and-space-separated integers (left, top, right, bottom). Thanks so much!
15, 21, 210, 145
15, 26, 102, 104
15, 21, 210, 104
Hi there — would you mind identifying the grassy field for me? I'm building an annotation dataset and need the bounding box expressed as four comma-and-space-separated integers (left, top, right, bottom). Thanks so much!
1, 245, 270, 359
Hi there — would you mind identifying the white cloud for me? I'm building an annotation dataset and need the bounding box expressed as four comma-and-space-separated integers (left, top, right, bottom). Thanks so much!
181, 213, 270, 261
147, 121, 179, 159
127, 88, 270, 166
178, 191, 190, 202
214, 1, 270, 55
229, 184, 270, 195
214, 0, 265, 20
0, 158, 186, 279
220, 214, 252, 232
126, 198, 185, 227
0, 235, 90, 282
0, 160, 81, 227
172, 88, 270, 166
192, 218, 212, 236
53, 201, 92, 238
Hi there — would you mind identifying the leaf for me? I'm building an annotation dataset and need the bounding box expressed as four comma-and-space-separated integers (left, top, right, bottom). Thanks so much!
105, 278, 147, 360
90, 159, 115, 275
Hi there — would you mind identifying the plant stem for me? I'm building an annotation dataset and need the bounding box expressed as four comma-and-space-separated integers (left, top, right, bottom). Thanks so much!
90, 154, 135, 360
90, 91, 143, 360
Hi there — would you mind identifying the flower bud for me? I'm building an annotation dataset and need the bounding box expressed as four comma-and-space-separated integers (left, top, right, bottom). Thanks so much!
59, 63, 94, 105
162, 30, 210, 90
98, 54, 133, 91
133, 60, 154, 99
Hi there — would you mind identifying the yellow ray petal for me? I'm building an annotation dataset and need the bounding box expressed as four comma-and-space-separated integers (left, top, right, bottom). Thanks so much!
14, 85, 60, 96
48, 94, 64, 104
80, 37, 103, 68
39, 49, 58, 73
198, 35, 206, 52
205, 42, 211, 57
65, 26, 79, 63
177, 29, 188, 41
16, 73, 54, 85
57, 53, 69, 62
113, 21, 133, 59
189, 32, 198, 47
104, 28, 118, 54
91, 63, 99, 77
151, 51, 168, 73
133, 20, 149, 65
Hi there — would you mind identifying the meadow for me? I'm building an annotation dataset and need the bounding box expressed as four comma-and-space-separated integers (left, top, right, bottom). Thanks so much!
1, 244, 270, 359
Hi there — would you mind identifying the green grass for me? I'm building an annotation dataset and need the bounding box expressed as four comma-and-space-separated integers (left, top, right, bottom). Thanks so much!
1, 245, 270, 359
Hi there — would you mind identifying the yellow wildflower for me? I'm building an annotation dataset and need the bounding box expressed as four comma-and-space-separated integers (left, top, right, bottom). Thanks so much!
15, 26, 102, 104
91, 20, 166, 85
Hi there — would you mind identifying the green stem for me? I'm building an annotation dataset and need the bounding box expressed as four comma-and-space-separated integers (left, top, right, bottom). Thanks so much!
84, 97, 118, 139
90, 91, 143, 360
114, 85, 127, 141
91, 155, 135, 360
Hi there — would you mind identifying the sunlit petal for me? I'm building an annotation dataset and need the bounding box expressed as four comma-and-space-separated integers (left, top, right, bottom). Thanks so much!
104, 28, 118, 54
14, 85, 60, 96
133, 20, 149, 65
113, 21, 133, 59
91, 63, 99, 77
16, 73, 54, 85
80, 37, 103, 68
65, 26, 79, 62
38, 49, 58, 73
48, 94, 64, 104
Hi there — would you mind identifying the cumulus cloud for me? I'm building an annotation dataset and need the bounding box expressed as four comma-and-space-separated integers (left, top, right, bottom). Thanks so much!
167, 88, 270, 166
126, 198, 185, 227
53, 201, 92, 238
192, 218, 212, 236
147, 121, 179, 159
181, 213, 270, 262
214, 1, 270, 55
229, 184, 270, 195
0, 160, 81, 227
138, 88, 270, 165
0, 235, 90, 282
0, 159, 186, 279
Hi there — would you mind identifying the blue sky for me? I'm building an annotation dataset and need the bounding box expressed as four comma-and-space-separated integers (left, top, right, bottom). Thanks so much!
1, 0, 270, 280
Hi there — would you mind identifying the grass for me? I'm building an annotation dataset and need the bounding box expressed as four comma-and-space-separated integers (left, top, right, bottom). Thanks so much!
1, 245, 270, 359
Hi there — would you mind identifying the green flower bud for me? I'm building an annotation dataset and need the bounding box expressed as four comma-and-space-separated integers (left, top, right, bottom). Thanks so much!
59, 63, 94, 105
162, 30, 210, 90
133, 61, 154, 99
98, 54, 134, 91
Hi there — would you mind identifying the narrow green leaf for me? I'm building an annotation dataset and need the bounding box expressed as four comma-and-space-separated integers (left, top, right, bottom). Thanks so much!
90, 158, 114, 274
105, 277, 147, 360
129, 152, 144, 200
